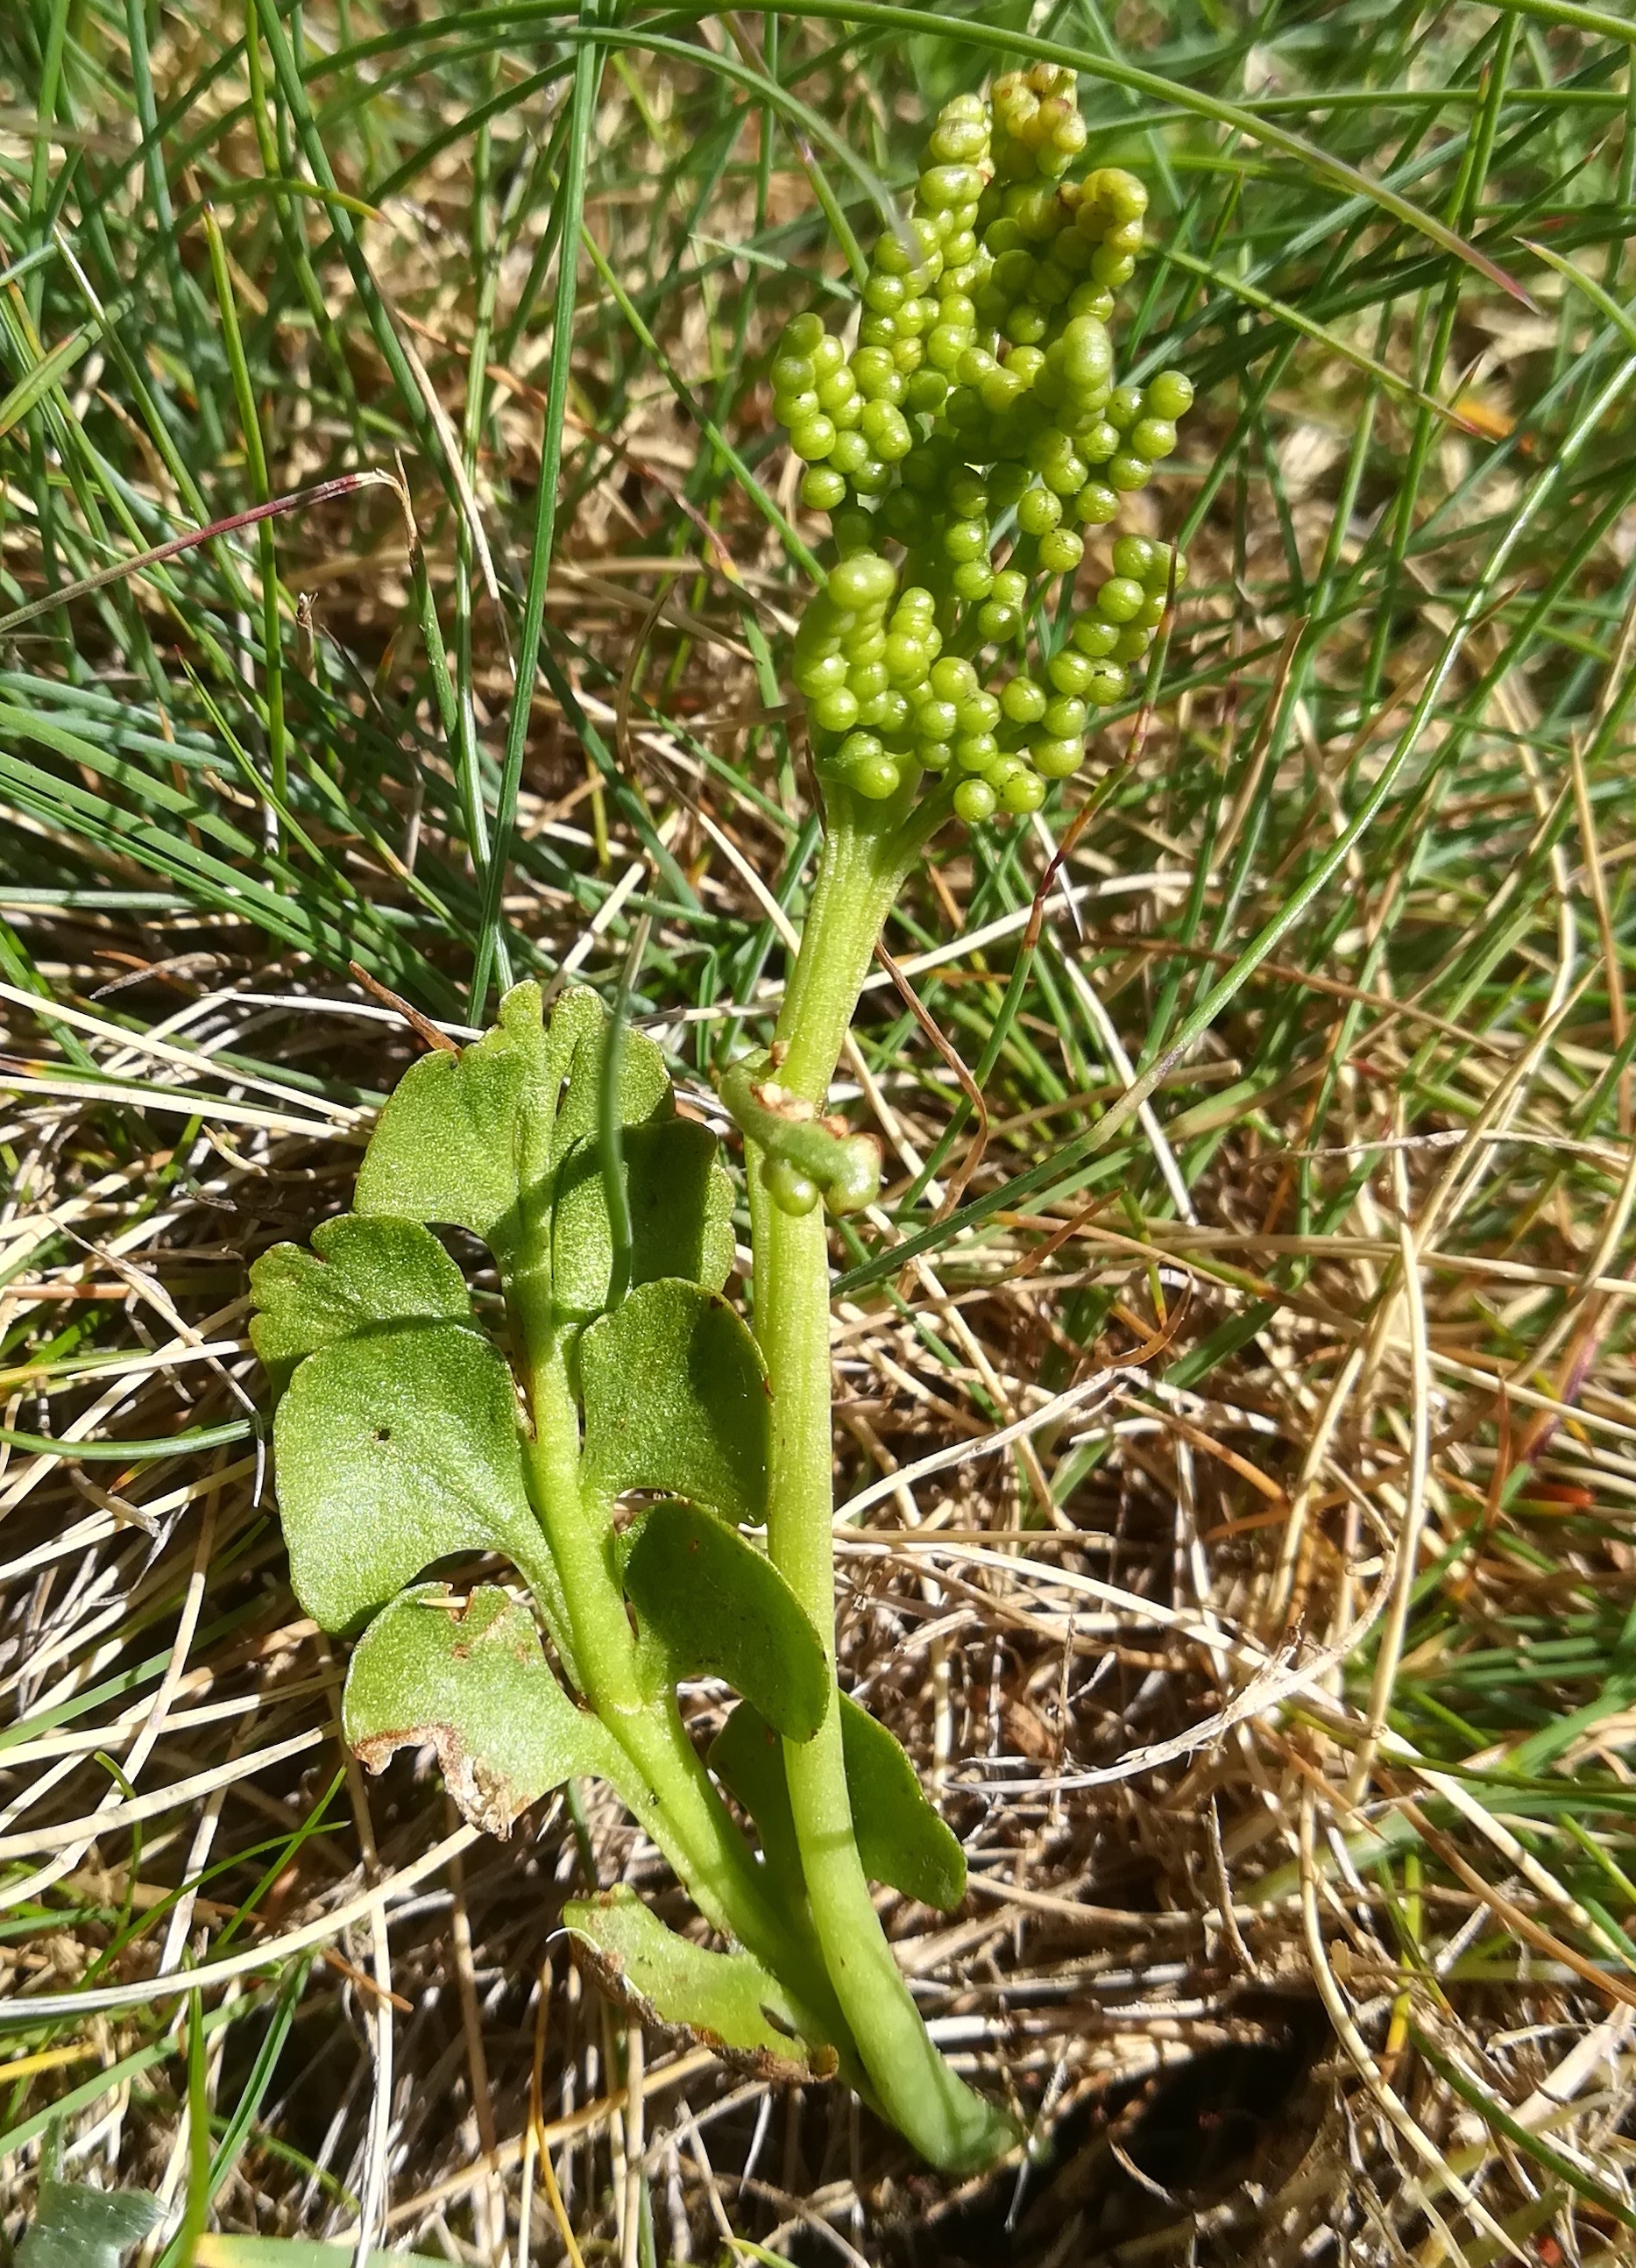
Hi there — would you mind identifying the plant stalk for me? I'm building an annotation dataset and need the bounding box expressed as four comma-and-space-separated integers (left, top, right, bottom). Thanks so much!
748, 810, 1016, 2172
508, 1265, 862, 2081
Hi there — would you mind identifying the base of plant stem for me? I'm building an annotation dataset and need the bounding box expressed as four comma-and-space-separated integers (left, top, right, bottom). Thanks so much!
604, 1694, 868, 2087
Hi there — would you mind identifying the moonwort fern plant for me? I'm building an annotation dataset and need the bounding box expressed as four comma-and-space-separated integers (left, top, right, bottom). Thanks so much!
251, 67, 1191, 2174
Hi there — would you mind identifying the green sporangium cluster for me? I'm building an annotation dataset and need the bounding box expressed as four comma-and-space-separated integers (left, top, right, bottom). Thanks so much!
771, 66, 1193, 826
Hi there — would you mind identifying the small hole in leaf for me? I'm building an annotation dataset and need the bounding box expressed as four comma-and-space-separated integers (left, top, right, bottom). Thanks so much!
374, 1426, 392, 1445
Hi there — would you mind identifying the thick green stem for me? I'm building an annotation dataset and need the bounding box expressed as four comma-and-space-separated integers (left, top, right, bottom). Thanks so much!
750, 812, 1016, 2172
768, 812, 909, 1098
508, 1265, 860, 2079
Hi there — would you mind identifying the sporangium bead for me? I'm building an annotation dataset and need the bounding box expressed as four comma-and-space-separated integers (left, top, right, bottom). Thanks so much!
884, 633, 928, 683
926, 324, 972, 373
801, 467, 847, 512
790, 415, 837, 461
1130, 416, 1177, 461
850, 347, 902, 400
1111, 534, 1159, 581
1066, 284, 1115, 323
859, 691, 911, 734
1095, 575, 1146, 623
1144, 369, 1194, 421
771, 352, 816, 394
904, 370, 949, 414
795, 651, 848, 697
1070, 616, 1119, 659
1002, 769, 1047, 813
930, 655, 978, 702
1047, 647, 1096, 695
1038, 528, 1084, 573
1001, 677, 1048, 724
811, 688, 860, 733
1073, 481, 1119, 525
827, 553, 896, 613
850, 750, 903, 799
953, 776, 997, 822
1016, 485, 1063, 535
816, 367, 859, 415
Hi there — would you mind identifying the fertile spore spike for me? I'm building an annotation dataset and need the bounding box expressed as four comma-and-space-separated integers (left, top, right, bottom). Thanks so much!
770, 67, 1193, 826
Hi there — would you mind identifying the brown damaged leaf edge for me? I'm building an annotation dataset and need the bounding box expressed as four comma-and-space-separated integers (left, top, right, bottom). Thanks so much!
352, 1720, 535, 1841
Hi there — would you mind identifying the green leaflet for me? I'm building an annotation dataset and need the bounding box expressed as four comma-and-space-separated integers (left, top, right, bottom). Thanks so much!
17, 2182, 159, 2268
351, 979, 598, 1259
839, 1693, 967, 1910
350, 981, 712, 1329
549, 1007, 672, 1164
622, 1500, 828, 1741
563, 1884, 831, 2077
248, 1214, 472, 1386
552, 1118, 733, 1326
353, 1010, 533, 1253
580, 1279, 770, 1527
272, 1322, 542, 1632
256, 986, 761, 1660
711, 1696, 967, 1913
344, 1584, 620, 1835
